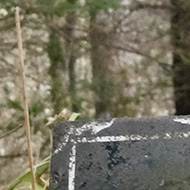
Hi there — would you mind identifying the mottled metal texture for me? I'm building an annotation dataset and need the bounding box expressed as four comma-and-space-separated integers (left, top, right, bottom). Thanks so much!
49, 116, 190, 190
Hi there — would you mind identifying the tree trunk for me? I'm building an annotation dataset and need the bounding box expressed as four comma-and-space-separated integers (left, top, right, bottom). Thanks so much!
68, 54, 78, 112
171, 0, 190, 115
48, 0, 78, 114
47, 32, 65, 114
65, 0, 78, 112
89, 13, 114, 118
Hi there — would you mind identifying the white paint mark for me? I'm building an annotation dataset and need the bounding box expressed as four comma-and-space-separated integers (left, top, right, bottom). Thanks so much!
75, 119, 115, 135
150, 134, 159, 140
68, 141, 76, 190
54, 126, 75, 155
54, 120, 115, 155
54, 129, 190, 155
77, 135, 129, 143
130, 134, 148, 141
76, 131, 190, 143
164, 133, 172, 139
77, 135, 148, 143
173, 118, 190, 125
182, 132, 190, 138
54, 134, 70, 154
159, 179, 165, 186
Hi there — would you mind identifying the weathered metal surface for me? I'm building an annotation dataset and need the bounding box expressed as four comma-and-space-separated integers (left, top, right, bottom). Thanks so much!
49, 116, 190, 190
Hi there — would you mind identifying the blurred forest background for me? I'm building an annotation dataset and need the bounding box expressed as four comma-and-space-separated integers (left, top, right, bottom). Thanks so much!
1, 0, 190, 189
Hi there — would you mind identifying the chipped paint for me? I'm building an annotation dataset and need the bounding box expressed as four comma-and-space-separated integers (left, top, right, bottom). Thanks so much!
77, 135, 146, 143
76, 132, 190, 143
54, 134, 70, 154
77, 135, 130, 143
159, 179, 165, 186
54, 130, 190, 155
164, 133, 172, 139
150, 134, 159, 140
75, 119, 115, 135
53, 120, 115, 155
173, 117, 190, 125
53, 125, 75, 155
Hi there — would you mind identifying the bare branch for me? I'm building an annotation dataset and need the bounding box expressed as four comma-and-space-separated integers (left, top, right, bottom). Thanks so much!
133, 0, 173, 12
0, 125, 23, 139
0, 153, 27, 158
113, 43, 171, 73
0, 42, 17, 51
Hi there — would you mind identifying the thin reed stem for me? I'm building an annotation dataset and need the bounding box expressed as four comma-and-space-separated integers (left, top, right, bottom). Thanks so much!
15, 7, 36, 190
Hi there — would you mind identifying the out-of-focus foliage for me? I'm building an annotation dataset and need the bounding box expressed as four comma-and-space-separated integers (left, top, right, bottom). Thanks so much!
86, 0, 120, 13
8, 156, 50, 190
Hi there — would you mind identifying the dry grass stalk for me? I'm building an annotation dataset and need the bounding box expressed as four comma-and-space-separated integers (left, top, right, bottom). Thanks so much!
15, 7, 36, 190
